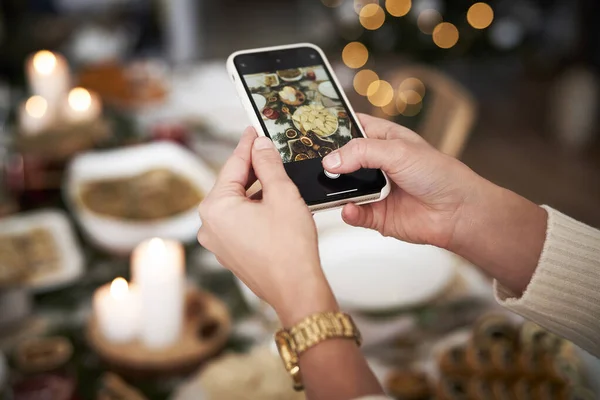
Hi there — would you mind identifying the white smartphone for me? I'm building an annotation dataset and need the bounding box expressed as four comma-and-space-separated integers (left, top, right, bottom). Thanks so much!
227, 43, 390, 212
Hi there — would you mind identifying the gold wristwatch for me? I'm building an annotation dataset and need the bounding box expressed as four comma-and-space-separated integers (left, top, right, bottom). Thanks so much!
274, 311, 362, 391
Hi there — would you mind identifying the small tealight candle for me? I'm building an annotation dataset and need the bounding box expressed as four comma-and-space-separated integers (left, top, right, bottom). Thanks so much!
131, 238, 185, 349
93, 277, 140, 343
26, 50, 71, 105
18, 95, 54, 135
62, 87, 102, 125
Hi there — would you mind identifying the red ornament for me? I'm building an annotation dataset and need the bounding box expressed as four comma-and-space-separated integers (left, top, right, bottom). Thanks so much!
262, 108, 280, 120
306, 71, 316, 80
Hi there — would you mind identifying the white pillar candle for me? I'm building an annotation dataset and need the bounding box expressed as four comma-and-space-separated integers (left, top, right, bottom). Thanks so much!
131, 238, 185, 349
93, 278, 140, 343
62, 87, 102, 125
26, 50, 71, 106
18, 95, 54, 135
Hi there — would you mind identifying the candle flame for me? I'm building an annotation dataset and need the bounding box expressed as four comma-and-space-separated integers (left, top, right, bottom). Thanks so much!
110, 277, 129, 299
33, 50, 57, 75
68, 87, 92, 112
25, 96, 48, 119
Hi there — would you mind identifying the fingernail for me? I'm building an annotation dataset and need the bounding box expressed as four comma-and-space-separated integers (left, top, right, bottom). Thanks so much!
254, 136, 273, 150
323, 151, 341, 169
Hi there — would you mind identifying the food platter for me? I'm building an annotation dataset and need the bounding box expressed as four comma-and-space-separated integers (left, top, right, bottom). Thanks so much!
276, 68, 303, 82
278, 86, 305, 106
318, 81, 339, 99
292, 104, 339, 137
251, 93, 267, 111
318, 226, 456, 312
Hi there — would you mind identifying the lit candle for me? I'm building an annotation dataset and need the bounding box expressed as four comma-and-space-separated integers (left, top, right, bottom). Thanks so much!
62, 87, 102, 125
18, 95, 54, 135
131, 238, 185, 349
26, 50, 71, 106
93, 278, 140, 343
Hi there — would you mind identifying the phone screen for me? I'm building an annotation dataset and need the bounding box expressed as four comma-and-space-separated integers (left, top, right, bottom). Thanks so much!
233, 46, 386, 206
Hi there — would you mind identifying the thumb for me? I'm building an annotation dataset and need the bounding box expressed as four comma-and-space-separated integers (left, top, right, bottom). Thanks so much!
251, 137, 295, 198
322, 138, 406, 176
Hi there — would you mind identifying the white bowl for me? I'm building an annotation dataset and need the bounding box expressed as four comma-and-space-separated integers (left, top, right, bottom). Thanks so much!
0, 209, 84, 292
65, 142, 215, 253
319, 226, 457, 312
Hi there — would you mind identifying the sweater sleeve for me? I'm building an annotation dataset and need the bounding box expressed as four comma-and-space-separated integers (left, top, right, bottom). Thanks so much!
495, 205, 600, 357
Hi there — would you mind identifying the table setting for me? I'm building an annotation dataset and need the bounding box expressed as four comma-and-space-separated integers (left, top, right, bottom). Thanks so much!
0, 46, 598, 400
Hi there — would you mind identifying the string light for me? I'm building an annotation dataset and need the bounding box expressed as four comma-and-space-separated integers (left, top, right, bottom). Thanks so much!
32, 51, 57, 75
467, 2, 494, 29
353, 69, 379, 96
432, 22, 459, 48
359, 4, 386, 30
386, 0, 411, 17
417, 9, 442, 34
342, 42, 369, 69
367, 80, 394, 107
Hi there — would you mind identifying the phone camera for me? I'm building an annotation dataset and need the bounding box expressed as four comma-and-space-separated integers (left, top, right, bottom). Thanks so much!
240, 63, 246, 67
310, 54, 316, 59
276, 58, 281, 63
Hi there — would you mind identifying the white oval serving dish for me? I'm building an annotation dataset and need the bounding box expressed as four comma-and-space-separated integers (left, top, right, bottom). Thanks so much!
65, 141, 215, 253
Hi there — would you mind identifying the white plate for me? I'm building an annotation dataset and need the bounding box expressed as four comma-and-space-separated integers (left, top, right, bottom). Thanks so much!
0, 210, 84, 292
252, 93, 267, 111
319, 227, 456, 311
318, 81, 339, 99
65, 142, 215, 253
277, 69, 303, 82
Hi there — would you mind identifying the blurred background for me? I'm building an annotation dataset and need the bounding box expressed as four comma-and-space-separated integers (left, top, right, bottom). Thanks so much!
0, 0, 599, 399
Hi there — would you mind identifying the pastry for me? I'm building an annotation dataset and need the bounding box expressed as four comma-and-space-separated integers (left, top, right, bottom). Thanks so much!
464, 342, 494, 376
517, 350, 545, 378
438, 345, 470, 376
466, 378, 495, 400
513, 379, 537, 400
437, 376, 470, 400
520, 322, 563, 354
490, 341, 518, 376
545, 355, 581, 385
471, 314, 517, 348
385, 370, 430, 400
491, 380, 517, 400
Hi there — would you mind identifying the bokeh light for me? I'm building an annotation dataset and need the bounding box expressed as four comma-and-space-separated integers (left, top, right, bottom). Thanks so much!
386, 0, 411, 17
320, 0, 344, 8
396, 89, 423, 116
353, 0, 379, 14
353, 69, 379, 96
433, 22, 459, 48
367, 80, 394, 107
25, 95, 48, 118
417, 9, 442, 34
381, 98, 401, 116
110, 277, 129, 299
359, 4, 386, 30
342, 42, 369, 69
467, 2, 494, 30
398, 77, 426, 98
32, 50, 57, 75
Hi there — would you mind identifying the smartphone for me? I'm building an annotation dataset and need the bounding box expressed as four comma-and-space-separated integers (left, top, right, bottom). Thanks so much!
227, 43, 390, 212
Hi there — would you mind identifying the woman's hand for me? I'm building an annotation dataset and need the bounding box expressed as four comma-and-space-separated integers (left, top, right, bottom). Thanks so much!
322, 113, 480, 250
197, 128, 337, 326
322, 114, 547, 294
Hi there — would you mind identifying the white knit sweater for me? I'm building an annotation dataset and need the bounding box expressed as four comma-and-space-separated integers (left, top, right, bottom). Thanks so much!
358, 206, 600, 400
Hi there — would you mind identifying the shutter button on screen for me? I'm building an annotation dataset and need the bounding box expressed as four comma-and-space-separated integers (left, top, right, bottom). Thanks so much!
324, 170, 340, 179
